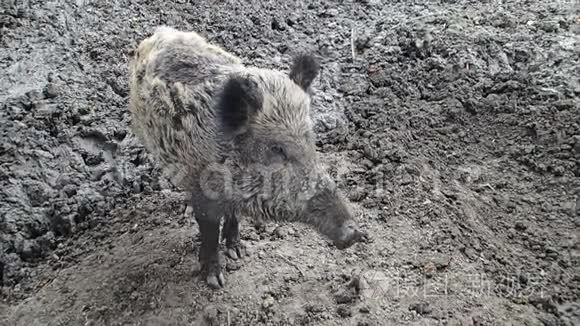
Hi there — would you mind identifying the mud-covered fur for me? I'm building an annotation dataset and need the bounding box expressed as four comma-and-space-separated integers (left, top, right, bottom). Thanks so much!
129, 26, 365, 288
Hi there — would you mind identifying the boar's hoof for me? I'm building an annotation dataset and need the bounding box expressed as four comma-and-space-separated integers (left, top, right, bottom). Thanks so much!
226, 242, 246, 260
202, 260, 225, 289
207, 271, 225, 289
334, 224, 368, 250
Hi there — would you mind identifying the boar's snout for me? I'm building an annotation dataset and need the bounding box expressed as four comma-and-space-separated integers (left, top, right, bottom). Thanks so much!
304, 184, 368, 250
333, 220, 367, 249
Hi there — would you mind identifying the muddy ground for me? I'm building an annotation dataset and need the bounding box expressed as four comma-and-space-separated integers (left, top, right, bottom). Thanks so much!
1, 0, 579, 325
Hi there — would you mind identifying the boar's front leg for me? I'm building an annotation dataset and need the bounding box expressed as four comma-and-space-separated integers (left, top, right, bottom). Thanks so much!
192, 195, 225, 289
222, 215, 245, 260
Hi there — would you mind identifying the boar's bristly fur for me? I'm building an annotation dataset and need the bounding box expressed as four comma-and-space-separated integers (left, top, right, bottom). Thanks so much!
128, 26, 366, 289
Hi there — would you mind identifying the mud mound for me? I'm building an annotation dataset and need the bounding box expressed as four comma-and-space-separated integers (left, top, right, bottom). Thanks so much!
1, 0, 578, 325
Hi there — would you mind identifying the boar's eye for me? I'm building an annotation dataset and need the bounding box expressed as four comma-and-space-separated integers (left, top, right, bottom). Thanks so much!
270, 145, 288, 160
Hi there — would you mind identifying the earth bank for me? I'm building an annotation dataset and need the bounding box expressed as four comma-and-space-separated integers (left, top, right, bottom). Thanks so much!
0, 0, 578, 325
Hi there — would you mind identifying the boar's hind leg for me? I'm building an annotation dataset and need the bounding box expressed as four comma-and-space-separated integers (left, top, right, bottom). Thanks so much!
222, 215, 245, 260
193, 199, 225, 289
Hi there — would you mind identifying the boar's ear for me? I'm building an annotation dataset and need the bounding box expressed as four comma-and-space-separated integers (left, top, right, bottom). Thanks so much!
289, 54, 320, 91
217, 75, 263, 135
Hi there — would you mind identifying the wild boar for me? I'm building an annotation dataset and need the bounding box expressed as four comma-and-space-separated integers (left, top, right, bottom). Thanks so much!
128, 26, 366, 288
